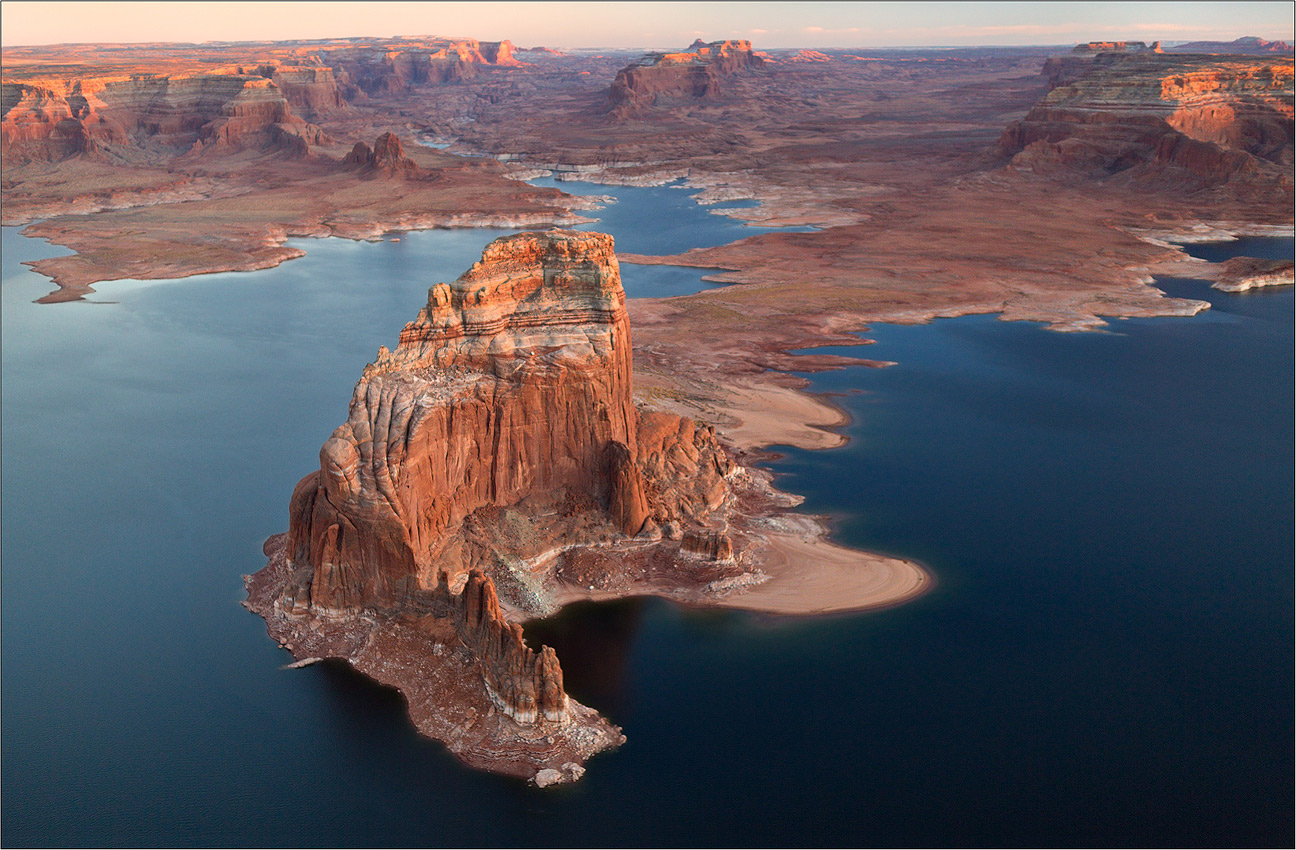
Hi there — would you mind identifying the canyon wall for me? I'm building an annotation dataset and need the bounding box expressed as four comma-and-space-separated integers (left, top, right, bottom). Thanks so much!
998, 52, 1294, 187
1, 71, 328, 162
320, 38, 521, 96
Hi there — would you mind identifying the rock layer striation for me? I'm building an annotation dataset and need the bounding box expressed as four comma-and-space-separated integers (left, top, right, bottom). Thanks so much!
253, 229, 839, 782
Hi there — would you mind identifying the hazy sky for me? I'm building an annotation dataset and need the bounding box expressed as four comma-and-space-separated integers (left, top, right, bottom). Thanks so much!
2, 1, 1292, 49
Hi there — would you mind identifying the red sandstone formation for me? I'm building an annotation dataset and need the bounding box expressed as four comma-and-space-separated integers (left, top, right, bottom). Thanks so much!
0, 70, 331, 163
607, 39, 765, 118
321, 38, 522, 97
681, 528, 735, 562
1072, 41, 1164, 54
1168, 36, 1294, 56
341, 131, 424, 177
253, 229, 811, 781
998, 51, 1294, 192
268, 65, 348, 119
284, 230, 738, 613
446, 569, 567, 723
286, 231, 648, 610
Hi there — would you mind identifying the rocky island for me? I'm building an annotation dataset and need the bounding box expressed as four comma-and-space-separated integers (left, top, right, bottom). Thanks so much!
245, 229, 927, 783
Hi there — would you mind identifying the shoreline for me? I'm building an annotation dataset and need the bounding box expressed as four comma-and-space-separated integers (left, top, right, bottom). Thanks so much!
15, 209, 593, 303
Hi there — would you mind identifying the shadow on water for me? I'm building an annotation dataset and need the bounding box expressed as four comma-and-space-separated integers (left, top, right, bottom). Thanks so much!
522, 598, 647, 719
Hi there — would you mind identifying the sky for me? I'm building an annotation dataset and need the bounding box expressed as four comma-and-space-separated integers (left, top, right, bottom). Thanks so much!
2, 1, 1292, 49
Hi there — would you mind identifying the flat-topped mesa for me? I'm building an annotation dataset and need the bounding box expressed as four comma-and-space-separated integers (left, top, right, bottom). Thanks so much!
322, 38, 521, 96
287, 230, 650, 613
1168, 36, 1295, 56
998, 52, 1294, 188
608, 39, 765, 118
1072, 41, 1164, 55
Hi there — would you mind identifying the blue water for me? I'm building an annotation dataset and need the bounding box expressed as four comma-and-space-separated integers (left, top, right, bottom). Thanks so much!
2, 209, 1291, 847
529, 175, 817, 298
1177, 234, 1294, 262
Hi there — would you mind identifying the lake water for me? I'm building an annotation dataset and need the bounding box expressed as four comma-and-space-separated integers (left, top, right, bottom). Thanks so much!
2, 192, 1291, 847
528, 174, 818, 298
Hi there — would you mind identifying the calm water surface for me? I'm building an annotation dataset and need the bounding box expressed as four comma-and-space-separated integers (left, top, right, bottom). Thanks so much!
2, 204, 1291, 846
528, 174, 817, 298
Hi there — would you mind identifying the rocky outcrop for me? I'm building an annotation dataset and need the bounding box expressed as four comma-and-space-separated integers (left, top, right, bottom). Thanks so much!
341, 131, 423, 177
681, 528, 735, 562
1168, 36, 1294, 56
608, 39, 765, 118
1072, 41, 1163, 55
269, 65, 347, 119
255, 229, 773, 781
320, 38, 522, 96
287, 231, 650, 612
1, 71, 327, 163
444, 569, 567, 723
998, 52, 1294, 188
1213, 256, 1295, 291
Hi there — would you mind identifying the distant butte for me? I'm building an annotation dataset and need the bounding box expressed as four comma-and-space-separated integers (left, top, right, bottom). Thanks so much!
245, 230, 929, 783
607, 39, 765, 118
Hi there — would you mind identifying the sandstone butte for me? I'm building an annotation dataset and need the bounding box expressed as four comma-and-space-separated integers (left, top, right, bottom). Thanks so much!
245, 230, 929, 785
607, 39, 765, 118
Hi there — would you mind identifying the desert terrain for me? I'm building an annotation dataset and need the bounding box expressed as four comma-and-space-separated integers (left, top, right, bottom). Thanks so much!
4, 33, 1291, 783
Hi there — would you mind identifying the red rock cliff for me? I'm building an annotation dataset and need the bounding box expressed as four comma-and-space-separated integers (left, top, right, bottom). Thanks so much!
287, 230, 650, 612
997, 52, 1294, 190
1, 71, 326, 163
608, 39, 765, 118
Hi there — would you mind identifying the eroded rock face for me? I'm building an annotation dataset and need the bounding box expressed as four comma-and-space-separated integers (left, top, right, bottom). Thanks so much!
997, 52, 1294, 188
322, 38, 521, 97
287, 230, 645, 612
608, 39, 765, 118
256, 228, 756, 781
341, 131, 424, 177
0, 71, 327, 163
445, 569, 567, 723
681, 528, 735, 563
